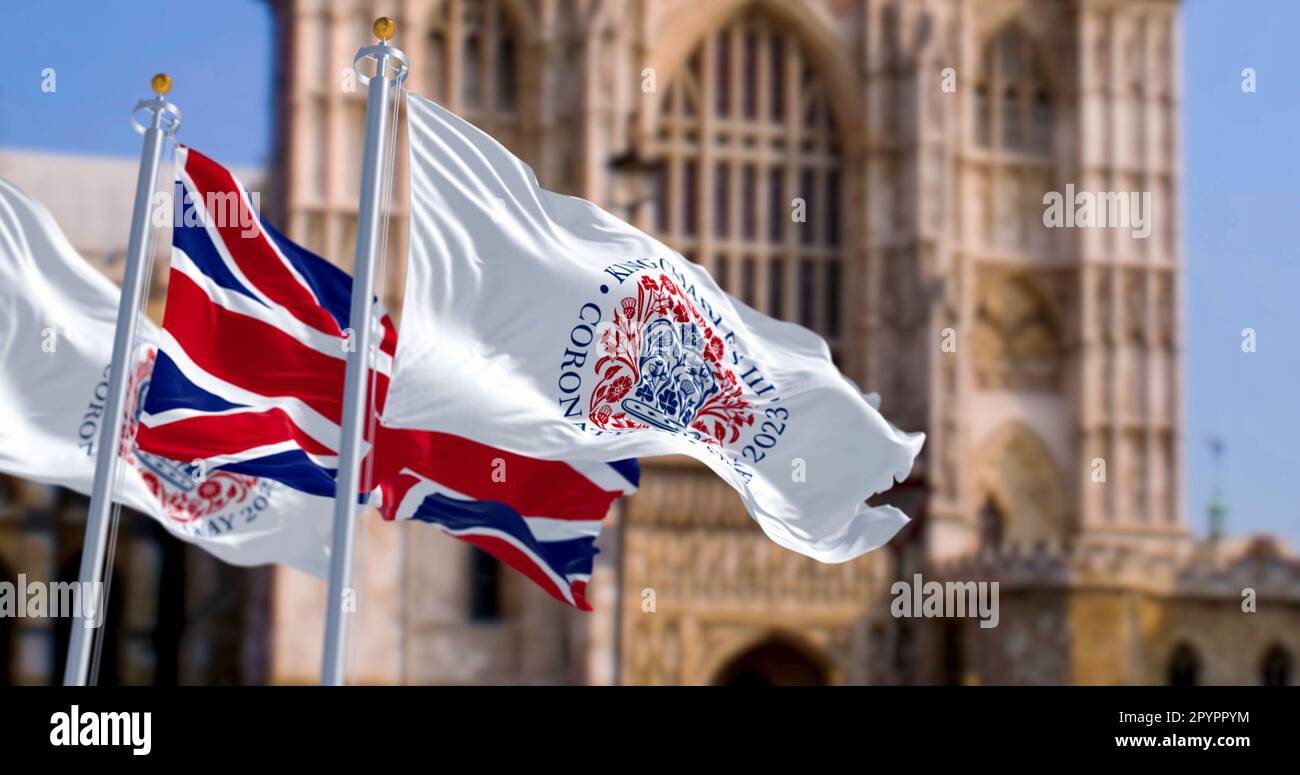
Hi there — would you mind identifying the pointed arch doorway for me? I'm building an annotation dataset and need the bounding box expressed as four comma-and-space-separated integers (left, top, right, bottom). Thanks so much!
713, 637, 831, 686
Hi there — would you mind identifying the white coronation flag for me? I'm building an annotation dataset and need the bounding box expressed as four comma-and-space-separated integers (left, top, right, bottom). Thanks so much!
383, 94, 925, 563
0, 177, 331, 576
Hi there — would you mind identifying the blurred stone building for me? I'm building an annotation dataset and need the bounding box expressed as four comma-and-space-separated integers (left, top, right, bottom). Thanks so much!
1, 0, 1297, 686
262, 0, 1299, 685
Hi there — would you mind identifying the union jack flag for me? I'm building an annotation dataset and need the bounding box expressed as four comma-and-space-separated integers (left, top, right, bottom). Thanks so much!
136, 146, 637, 609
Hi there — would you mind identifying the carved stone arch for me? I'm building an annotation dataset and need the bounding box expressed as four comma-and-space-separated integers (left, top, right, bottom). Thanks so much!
972, 270, 1066, 391
974, 14, 1072, 102
703, 628, 834, 686
974, 422, 1070, 547
640, 0, 865, 146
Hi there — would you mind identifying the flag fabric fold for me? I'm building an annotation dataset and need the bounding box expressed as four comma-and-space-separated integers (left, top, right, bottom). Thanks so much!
382, 93, 924, 564
0, 175, 333, 576
134, 146, 637, 609
374, 431, 638, 609
136, 145, 394, 498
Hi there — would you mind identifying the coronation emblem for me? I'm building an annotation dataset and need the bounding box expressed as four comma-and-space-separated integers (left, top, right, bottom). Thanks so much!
118, 350, 258, 523
589, 273, 753, 446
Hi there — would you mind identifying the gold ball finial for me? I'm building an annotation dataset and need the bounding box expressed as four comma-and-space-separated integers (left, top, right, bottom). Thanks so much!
373, 17, 395, 41
151, 73, 172, 95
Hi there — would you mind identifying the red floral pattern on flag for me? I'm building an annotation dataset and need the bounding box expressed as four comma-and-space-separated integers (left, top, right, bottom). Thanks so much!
119, 348, 258, 523
590, 273, 753, 445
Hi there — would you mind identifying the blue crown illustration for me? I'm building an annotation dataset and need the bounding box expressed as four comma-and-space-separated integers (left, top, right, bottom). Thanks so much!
133, 378, 199, 492
135, 448, 202, 492
620, 318, 719, 432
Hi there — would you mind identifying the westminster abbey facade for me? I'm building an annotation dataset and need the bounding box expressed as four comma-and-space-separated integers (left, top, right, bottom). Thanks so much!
256, 0, 1299, 686
1, 0, 1296, 686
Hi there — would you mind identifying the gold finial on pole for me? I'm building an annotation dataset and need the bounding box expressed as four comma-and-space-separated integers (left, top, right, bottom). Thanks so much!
373, 17, 395, 41
151, 73, 172, 96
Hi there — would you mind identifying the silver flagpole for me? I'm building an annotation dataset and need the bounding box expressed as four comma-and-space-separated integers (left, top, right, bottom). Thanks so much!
64, 74, 181, 686
321, 17, 409, 686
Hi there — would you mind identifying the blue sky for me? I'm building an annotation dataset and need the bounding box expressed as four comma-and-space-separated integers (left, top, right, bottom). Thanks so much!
0, 0, 1295, 547
0, 1, 273, 164
1183, 0, 1300, 547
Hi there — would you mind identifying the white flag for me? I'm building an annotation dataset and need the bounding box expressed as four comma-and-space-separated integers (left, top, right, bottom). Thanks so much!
382, 94, 924, 563
0, 177, 331, 576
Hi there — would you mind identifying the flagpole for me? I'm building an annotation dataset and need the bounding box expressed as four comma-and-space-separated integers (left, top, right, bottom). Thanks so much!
321, 17, 408, 686
64, 75, 181, 686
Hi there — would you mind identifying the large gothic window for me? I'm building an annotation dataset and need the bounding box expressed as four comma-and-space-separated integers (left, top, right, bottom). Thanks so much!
648, 12, 846, 356
427, 0, 519, 119
975, 27, 1052, 156
970, 25, 1054, 255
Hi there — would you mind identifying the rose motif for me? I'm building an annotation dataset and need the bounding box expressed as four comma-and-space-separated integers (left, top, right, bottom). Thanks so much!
606, 375, 632, 402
